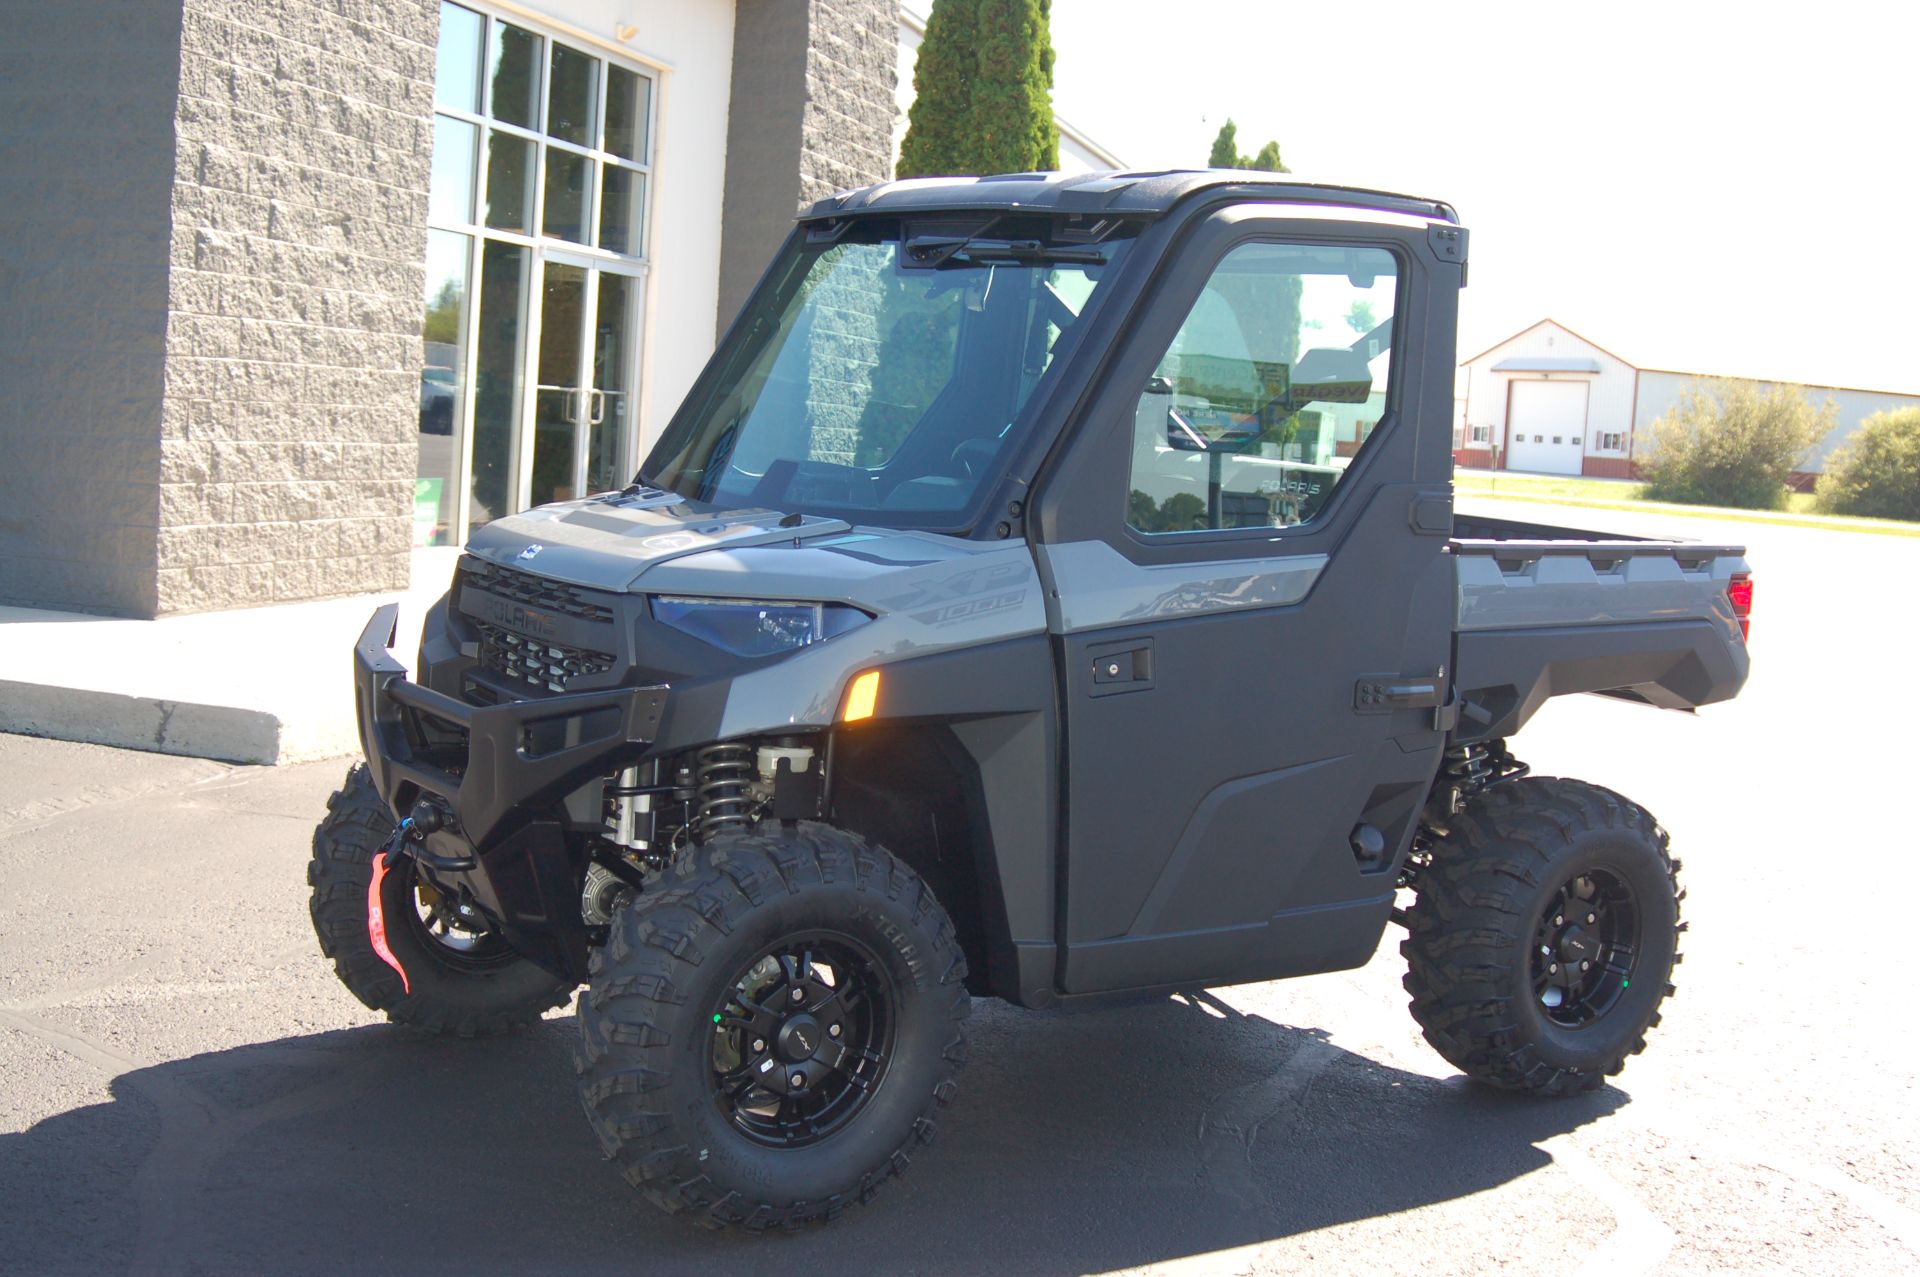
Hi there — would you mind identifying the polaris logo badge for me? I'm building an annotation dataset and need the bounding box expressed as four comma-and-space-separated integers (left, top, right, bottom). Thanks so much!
518, 544, 544, 561
486, 598, 557, 638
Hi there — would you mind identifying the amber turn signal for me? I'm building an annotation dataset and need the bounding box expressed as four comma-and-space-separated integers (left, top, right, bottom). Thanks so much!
841, 670, 881, 722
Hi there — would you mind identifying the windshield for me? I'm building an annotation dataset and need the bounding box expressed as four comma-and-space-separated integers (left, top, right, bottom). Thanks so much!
642, 217, 1135, 527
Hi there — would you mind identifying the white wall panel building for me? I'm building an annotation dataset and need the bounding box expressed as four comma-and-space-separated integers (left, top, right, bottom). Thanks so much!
1456, 318, 1920, 484
1457, 320, 1639, 477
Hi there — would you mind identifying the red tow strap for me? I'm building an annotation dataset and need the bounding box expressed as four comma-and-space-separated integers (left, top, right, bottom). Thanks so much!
367, 850, 412, 994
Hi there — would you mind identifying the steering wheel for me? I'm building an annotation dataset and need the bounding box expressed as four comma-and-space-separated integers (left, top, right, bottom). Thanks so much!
948, 438, 999, 481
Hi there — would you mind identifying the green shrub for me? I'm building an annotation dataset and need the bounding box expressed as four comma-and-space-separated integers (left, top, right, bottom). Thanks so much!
1813, 408, 1920, 520
1640, 379, 1833, 510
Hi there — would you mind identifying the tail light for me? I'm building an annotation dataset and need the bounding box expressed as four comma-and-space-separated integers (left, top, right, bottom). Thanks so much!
1727, 573, 1753, 641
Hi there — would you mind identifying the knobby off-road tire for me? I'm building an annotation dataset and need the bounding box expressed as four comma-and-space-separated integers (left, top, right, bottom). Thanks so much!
575, 822, 969, 1230
308, 764, 573, 1036
1402, 777, 1683, 1097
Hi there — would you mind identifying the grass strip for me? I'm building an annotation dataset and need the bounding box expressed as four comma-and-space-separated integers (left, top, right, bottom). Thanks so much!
1457, 487, 1920, 538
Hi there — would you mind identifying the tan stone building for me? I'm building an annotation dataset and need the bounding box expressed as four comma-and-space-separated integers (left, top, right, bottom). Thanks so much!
0, 0, 909, 617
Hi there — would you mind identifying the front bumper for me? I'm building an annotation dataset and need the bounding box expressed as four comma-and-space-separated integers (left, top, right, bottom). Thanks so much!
353, 604, 669, 978
354, 604, 668, 844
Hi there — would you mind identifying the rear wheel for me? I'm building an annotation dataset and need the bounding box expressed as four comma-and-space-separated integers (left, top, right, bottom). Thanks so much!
575, 822, 969, 1229
1401, 777, 1682, 1096
308, 764, 573, 1035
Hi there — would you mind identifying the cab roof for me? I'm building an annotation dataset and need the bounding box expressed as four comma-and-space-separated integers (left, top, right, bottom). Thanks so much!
799, 168, 1459, 226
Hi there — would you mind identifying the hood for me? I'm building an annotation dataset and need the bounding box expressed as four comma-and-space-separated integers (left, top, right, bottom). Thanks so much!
465, 487, 852, 592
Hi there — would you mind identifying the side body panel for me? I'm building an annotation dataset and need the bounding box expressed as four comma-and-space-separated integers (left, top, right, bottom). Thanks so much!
1031, 206, 1463, 995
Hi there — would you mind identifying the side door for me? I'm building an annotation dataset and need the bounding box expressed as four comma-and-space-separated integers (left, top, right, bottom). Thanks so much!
1031, 205, 1461, 994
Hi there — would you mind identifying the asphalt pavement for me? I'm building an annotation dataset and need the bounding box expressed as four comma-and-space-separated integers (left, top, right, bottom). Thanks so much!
2, 498, 1917, 1275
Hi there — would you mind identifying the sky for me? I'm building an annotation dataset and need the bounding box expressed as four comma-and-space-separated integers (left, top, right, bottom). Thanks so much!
1004, 0, 1920, 392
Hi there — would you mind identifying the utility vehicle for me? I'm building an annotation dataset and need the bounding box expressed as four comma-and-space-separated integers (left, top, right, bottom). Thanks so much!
311, 170, 1752, 1230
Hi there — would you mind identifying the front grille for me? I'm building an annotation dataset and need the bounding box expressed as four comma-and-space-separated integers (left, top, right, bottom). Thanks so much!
459, 558, 616, 623
475, 622, 616, 693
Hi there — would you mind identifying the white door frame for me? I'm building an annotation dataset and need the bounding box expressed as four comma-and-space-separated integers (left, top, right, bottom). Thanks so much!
512, 249, 649, 508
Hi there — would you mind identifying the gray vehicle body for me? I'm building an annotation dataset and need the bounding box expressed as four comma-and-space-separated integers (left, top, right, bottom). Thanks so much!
355, 170, 1749, 1006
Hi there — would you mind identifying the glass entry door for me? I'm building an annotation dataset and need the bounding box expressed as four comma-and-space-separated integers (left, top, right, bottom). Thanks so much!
525, 254, 644, 509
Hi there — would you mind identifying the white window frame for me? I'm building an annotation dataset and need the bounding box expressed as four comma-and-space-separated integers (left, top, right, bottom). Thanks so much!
424, 0, 665, 537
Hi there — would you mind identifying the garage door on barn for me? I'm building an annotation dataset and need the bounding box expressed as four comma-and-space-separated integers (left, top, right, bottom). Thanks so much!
1505, 380, 1589, 475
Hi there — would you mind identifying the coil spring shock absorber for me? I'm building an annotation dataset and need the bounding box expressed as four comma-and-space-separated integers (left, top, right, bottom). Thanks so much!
694, 743, 755, 842
1423, 740, 1530, 836
1444, 741, 1494, 796
1402, 740, 1532, 901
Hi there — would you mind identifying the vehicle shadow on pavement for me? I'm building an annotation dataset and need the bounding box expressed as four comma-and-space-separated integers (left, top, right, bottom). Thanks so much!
1, 992, 1623, 1275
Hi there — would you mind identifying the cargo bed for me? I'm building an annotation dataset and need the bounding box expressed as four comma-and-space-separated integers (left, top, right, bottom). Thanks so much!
1446, 514, 1751, 741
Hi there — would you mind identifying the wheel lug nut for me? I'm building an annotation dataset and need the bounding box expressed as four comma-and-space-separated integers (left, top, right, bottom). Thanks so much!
751, 1038, 766, 1053
1549, 963, 1559, 974
1587, 913, 1596, 925
790, 1072, 806, 1088
1581, 961, 1590, 971
1554, 915, 1564, 926
828, 1023, 842, 1038
1540, 945, 1551, 955
791, 988, 806, 1003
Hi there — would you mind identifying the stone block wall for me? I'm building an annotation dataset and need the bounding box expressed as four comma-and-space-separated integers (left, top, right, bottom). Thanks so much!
0, 2, 186, 615
0, 0, 435, 617
156, 0, 439, 613
795, 0, 898, 208
716, 0, 897, 333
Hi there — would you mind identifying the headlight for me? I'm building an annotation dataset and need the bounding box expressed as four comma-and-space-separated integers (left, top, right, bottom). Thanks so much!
650, 596, 872, 658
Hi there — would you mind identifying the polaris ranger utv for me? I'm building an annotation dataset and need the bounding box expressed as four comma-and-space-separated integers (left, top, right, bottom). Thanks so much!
310, 170, 1752, 1229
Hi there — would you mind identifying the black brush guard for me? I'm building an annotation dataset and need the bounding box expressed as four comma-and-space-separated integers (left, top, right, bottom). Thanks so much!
353, 604, 669, 979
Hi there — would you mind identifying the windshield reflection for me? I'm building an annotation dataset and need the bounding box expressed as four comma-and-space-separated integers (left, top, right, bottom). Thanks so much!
644, 220, 1134, 529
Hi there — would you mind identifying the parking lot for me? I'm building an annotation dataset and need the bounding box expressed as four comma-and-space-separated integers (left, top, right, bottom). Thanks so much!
2, 498, 1917, 1275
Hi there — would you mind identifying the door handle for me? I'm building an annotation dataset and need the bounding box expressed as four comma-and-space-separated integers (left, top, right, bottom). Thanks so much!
1088, 640, 1153, 697
1354, 672, 1457, 731
588, 388, 606, 425
1354, 678, 1442, 710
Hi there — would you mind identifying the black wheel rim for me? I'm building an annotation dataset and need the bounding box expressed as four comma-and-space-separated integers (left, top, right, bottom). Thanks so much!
709, 932, 895, 1149
1532, 867, 1639, 1026
394, 858, 518, 973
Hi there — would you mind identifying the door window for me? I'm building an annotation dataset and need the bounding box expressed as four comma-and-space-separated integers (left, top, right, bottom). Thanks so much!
1127, 243, 1397, 535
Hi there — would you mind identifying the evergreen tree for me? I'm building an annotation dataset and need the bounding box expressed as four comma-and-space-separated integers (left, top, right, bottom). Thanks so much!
1208, 119, 1240, 169
898, 0, 977, 179
898, 0, 1058, 178
1205, 120, 1288, 173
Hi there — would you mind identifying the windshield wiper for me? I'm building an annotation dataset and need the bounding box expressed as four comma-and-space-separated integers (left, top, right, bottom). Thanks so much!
903, 235, 1108, 269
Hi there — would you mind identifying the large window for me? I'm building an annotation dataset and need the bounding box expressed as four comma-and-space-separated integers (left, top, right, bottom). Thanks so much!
417, 2, 656, 544
1126, 242, 1397, 534
646, 221, 1131, 525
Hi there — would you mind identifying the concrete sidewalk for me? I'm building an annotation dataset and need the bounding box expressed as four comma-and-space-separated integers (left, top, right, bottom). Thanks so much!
0, 548, 462, 764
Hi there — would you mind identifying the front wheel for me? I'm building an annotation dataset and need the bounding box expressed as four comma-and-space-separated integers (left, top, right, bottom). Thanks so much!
308, 764, 573, 1035
575, 823, 969, 1229
1401, 777, 1682, 1096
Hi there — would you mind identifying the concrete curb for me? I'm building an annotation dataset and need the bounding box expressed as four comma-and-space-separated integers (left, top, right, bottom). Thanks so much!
0, 546, 455, 766
0, 681, 290, 766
